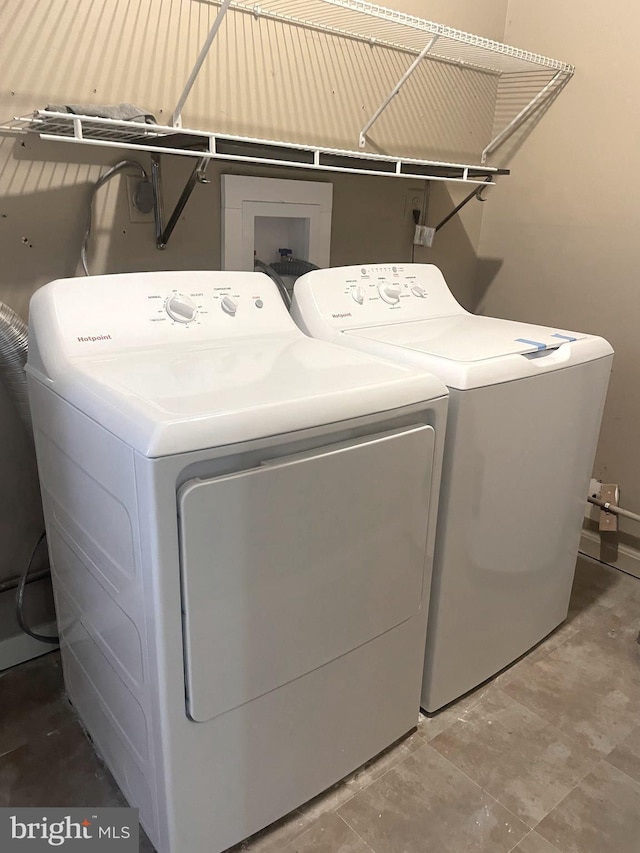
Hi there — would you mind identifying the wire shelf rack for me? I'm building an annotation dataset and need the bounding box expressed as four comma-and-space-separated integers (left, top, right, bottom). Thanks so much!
221, 0, 573, 75
3, 111, 508, 184
2, 0, 573, 181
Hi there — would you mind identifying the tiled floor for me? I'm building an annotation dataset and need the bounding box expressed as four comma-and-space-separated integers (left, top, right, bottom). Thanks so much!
1, 555, 640, 853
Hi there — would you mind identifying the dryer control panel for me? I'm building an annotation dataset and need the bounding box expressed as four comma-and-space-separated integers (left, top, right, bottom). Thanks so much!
29, 271, 298, 360
291, 264, 466, 338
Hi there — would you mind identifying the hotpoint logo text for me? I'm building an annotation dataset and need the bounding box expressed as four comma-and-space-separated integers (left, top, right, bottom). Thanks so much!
77, 334, 112, 343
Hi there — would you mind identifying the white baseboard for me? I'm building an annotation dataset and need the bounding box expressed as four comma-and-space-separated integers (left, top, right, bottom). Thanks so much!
579, 528, 640, 580
0, 622, 58, 671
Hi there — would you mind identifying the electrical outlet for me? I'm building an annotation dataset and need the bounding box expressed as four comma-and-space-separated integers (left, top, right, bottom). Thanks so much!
413, 225, 435, 247
404, 189, 425, 225
126, 176, 155, 223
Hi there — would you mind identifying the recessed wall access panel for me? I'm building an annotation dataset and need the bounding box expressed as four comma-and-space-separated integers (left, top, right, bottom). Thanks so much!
222, 175, 332, 270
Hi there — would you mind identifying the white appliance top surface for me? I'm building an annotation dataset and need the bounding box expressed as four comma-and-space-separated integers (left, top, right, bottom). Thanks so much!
27, 271, 447, 456
292, 264, 613, 390
347, 314, 587, 361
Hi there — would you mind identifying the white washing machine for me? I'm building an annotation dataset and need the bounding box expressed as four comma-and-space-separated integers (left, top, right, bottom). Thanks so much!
26, 270, 448, 853
291, 263, 613, 712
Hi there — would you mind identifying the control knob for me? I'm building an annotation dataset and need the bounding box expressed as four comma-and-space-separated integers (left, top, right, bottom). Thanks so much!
378, 283, 401, 305
411, 285, 427, 298
221, 295, 238, 316
351, 286, 365, 305
166, 294, 197, 323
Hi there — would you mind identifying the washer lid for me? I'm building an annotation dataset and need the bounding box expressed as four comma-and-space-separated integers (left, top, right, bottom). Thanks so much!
347, 314, 613, 390
27, 272, 447, 457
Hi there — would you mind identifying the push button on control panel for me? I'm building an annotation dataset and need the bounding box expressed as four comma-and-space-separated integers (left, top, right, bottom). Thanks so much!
166, 294, 197, 323
221, 295, 238, 316
378, 283, 401, 305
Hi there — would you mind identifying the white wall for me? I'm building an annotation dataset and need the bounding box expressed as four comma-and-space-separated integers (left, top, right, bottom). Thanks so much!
478, 0, 640, 557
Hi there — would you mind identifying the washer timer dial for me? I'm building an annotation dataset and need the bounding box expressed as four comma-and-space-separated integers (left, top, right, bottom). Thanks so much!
378, 283, 401, 305
165, 294, 197, 323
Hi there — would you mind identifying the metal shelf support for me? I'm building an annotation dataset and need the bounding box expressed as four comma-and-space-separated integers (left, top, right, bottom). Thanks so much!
359, 35, 439, 148
481, 69, 567, 163
151, 154, 211, 249
171, 0, 233, 128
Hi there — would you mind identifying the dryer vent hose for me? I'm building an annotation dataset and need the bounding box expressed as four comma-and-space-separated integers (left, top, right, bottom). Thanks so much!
0, 301, 31, 434
254, 258, 291, 308
270, 259, 320, 278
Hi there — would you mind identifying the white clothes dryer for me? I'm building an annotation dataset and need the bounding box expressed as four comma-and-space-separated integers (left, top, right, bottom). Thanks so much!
291, 263, 613, 712
26, 270, 448, 853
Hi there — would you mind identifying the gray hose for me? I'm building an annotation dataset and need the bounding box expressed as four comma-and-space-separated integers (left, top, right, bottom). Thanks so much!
270, 258, 320, 278
81, 160, 148, 276
254, 257, 291, 308
0, 301, 31, 432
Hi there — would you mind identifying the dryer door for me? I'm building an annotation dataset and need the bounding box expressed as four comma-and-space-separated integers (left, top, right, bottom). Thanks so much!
178, 424, 435, 722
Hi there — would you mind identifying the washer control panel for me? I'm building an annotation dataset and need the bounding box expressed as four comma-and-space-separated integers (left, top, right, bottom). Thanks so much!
292, 264, 465, 333
44, 271, 297, 358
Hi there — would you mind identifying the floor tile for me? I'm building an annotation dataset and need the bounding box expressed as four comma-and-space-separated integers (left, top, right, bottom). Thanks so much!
501, 606, 640, 755
510, 830, 562, 852
497, 559, 640, 690
0, 720, 124, 808
606, 725, 640, 784
490, 603, 612, 694
527, 601, 613, 664
299, 730, 425, 821
536, 760, 640, 853
226, 809, 309, 853
228, 730, 426, 851
570, 556, 640, 612
0, 650, 71, 757
285, 813, 372, 853
430, 689, 598, 826
418, 682, 497, 742
337, 744, 528, 853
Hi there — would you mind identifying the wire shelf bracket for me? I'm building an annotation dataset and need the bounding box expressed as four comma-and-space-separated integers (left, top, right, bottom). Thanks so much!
171, 0, 233, 128
359, 34, 440, 148
480, 69, 568, 163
